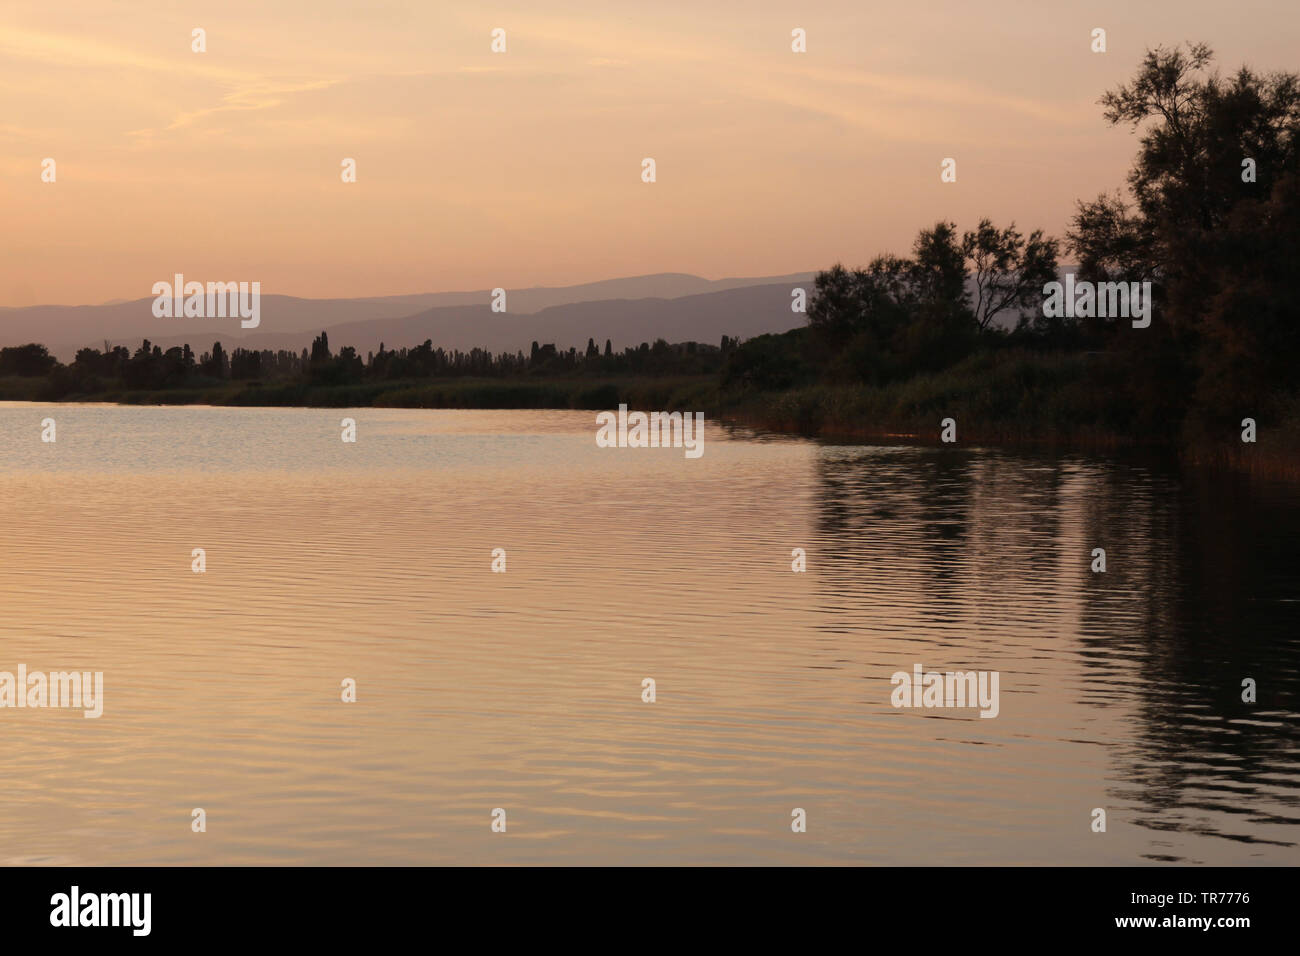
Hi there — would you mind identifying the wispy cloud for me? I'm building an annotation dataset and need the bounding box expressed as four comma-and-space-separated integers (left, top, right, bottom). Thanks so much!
167, 78, 341, 129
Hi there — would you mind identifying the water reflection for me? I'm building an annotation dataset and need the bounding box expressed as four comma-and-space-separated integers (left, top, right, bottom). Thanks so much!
810, 445, 1300, 861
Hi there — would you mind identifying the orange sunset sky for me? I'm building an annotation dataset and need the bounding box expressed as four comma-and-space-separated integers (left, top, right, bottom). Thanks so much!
2, 0, 1297, 307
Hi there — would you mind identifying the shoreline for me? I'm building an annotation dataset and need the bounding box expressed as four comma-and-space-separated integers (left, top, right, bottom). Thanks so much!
4, 384, 1296, 479
720, 412, 1300, 480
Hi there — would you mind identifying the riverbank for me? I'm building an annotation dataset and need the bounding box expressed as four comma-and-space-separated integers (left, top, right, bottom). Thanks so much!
5, 359, 1297, 477
714, 348, 1300, 477
0, 375, 715, 411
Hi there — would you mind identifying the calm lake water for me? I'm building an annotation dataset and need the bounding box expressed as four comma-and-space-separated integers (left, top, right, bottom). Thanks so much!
0, 403, 1297, 865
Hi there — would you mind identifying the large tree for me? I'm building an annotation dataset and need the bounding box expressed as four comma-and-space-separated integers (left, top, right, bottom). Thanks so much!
1070, 43, 1300, 419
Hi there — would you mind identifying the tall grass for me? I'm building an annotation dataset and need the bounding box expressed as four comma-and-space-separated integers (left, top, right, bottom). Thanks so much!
718, 351, 1144, 447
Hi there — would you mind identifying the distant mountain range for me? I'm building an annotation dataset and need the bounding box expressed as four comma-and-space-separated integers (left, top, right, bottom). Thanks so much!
0, 273, 818, 360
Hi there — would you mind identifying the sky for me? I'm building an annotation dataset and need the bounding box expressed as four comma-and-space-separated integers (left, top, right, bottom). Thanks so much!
2, 0, 1297, 306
